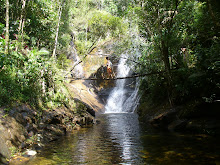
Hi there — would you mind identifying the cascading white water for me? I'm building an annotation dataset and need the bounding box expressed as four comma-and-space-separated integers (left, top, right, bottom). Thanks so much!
105, 54, 140, 113
123, 80, 140, 113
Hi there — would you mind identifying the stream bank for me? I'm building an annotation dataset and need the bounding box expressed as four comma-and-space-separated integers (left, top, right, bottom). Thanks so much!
0, 45, 108, 164
137, 99, 220, 136
0, 100, 96, 165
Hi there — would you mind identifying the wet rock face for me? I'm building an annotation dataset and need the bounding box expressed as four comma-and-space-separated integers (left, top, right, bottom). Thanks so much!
91, 65, 116, 89
98, 88, 114, 104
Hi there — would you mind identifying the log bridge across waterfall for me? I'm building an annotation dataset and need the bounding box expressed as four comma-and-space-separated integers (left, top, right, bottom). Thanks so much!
66, 70, 172, 81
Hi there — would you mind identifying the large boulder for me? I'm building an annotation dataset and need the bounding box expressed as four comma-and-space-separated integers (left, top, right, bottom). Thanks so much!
0, 131, 10, 164
0, 106, 31, 164
149, 109, 178, 130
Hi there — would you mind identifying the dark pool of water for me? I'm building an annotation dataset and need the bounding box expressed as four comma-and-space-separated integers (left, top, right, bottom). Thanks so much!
27, 113, 220, 165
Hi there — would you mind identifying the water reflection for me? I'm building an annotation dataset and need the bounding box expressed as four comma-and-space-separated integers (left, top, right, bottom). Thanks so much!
139, 132, 220, 165
27, 113, 220, 165
27, 113, 144, 165
105, 113, 143, 164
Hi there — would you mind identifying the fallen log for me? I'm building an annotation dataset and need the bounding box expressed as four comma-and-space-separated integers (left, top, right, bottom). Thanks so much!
67, 70, 171, 81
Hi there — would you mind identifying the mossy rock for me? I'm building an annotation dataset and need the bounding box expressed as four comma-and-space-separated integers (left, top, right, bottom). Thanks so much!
73, 98, 95, 117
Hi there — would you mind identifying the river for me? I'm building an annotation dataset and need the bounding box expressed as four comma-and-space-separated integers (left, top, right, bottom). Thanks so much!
27, 113, 220, 165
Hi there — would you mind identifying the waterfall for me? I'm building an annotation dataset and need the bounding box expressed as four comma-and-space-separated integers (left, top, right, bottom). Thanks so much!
105, 54, 140, 113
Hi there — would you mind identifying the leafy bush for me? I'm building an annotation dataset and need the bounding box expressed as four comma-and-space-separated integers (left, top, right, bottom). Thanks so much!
0, 37, 71, 108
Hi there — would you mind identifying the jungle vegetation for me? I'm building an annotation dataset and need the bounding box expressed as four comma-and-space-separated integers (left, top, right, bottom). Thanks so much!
0, 0, 219, 110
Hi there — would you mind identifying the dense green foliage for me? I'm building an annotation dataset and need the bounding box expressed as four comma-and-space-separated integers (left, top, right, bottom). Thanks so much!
0, 0, 74, 107
114, 0, 220, 106
70, 0, 126, 56
0, 0, 127, 107
0, 36, 70, 107
0, 0, 219, 108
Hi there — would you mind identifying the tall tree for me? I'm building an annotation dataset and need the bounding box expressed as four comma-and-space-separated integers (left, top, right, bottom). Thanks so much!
5, 0, 9, 54
16, 0, 26, 51
53, 0, 65, 58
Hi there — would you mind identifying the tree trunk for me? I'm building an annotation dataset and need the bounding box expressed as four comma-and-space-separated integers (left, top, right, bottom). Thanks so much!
161, 40, 170, 72
161, 40, 173, 107
21, 0, 26, 45
5, 0, 9, 54
52, 0, 65, 58
20, 0, 26, 37
16, 0, 26, 51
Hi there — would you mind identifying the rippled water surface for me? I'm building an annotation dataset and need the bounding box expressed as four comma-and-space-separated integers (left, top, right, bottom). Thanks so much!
27, 113, 220, 165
